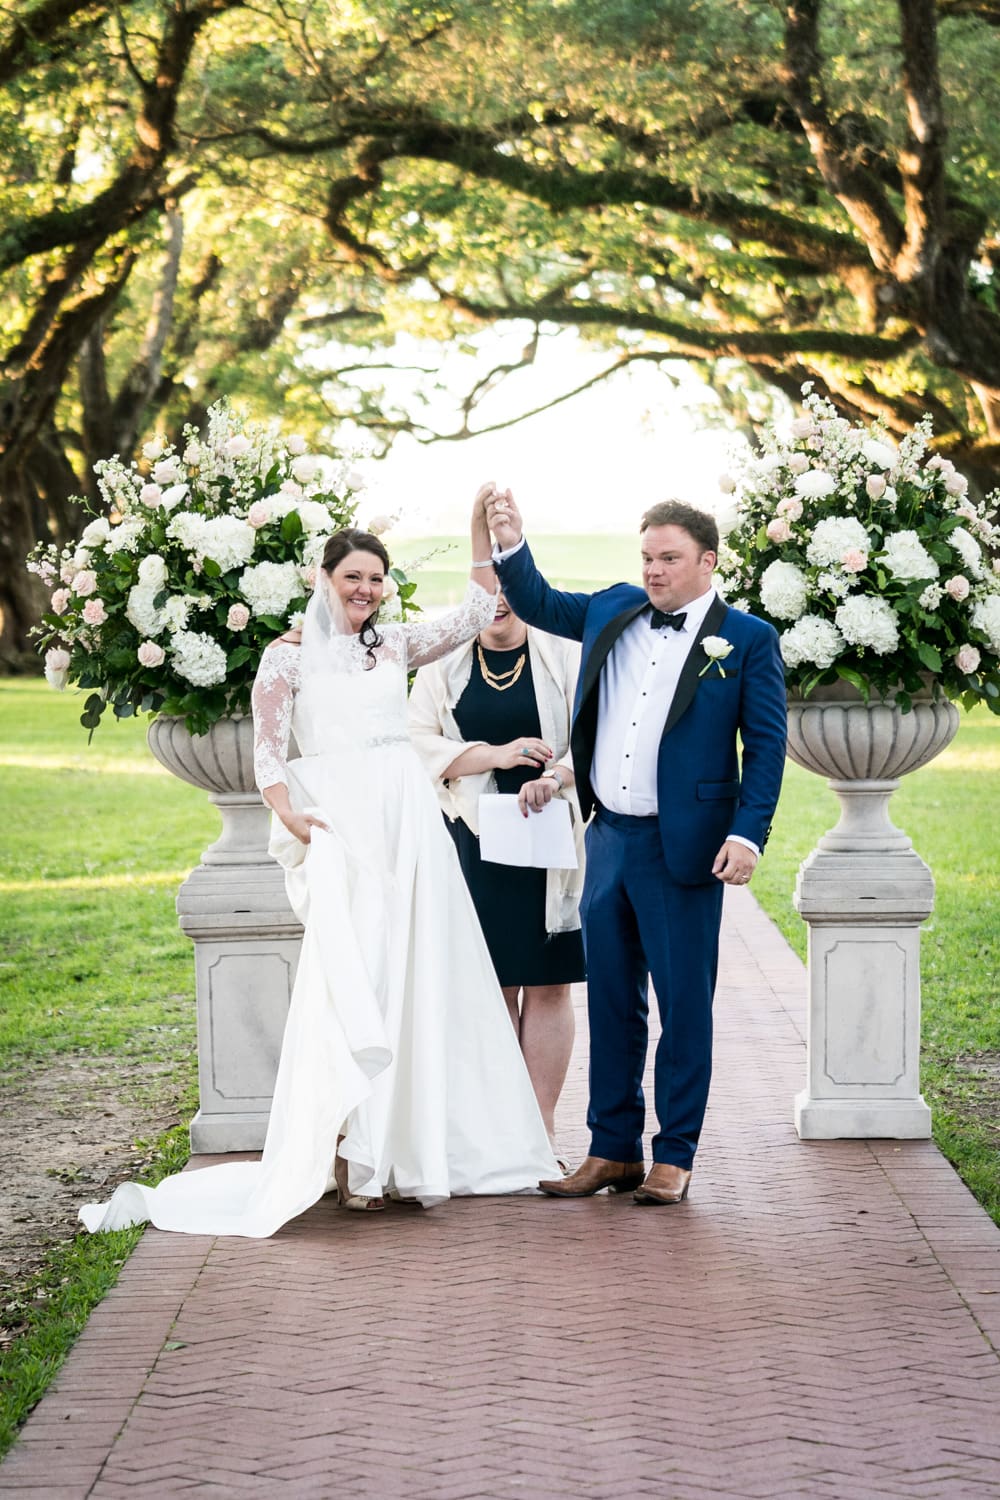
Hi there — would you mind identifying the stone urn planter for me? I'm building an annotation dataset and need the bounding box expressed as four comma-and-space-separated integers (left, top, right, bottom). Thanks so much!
786, 680, 959, 1140
147, 716, 302, 1152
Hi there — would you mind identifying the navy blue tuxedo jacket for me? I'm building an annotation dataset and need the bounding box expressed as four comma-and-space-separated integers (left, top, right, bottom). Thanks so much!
496, 542, 787, 886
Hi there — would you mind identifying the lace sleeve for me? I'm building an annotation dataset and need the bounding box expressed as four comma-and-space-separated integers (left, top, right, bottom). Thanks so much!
403, 579, 498, 670
251, 643, 300, 790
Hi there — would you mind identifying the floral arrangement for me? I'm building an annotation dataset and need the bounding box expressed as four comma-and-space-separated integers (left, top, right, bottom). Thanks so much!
716, 389, 1000, 712
28, 403, 416, 735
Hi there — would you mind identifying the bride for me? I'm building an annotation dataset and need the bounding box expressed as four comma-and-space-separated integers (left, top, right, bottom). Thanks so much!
80, 492, 558, 1237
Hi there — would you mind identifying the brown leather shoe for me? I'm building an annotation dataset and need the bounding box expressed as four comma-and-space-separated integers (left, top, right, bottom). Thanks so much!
539, 1155, 645, 1197
633, 1163, 692, 1205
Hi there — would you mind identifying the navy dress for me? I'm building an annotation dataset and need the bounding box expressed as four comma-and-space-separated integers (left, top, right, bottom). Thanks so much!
449, 642, 586, 989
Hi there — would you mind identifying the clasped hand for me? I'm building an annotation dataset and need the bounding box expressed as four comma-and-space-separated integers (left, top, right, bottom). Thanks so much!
475, 481, 523, 550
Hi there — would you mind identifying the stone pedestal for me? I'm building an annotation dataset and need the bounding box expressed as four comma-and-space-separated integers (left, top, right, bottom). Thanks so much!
148, 716, 302, 1152
786, 685, 959, 1140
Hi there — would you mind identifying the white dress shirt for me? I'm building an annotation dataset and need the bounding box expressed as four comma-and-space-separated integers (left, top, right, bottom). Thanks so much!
591, 587, 717, 816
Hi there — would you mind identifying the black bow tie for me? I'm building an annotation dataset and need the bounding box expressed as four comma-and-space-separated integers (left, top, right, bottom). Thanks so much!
649, 608, 687, 631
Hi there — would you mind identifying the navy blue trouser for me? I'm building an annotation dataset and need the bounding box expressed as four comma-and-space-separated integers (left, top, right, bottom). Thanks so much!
580, 808, 724, 1169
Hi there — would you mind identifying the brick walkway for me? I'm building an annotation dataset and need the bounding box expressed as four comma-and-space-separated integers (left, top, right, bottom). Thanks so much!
3, 890, 1000, 1499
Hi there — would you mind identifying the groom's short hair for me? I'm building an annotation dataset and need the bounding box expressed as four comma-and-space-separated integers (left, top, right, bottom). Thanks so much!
640, 500, 719, 555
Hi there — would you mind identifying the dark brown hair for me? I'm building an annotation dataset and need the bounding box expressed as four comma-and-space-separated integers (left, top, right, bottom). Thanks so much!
321, 528, 391, 667
640, 500, 719, 555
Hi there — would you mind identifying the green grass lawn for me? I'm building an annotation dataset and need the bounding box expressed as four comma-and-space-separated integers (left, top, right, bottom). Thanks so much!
0, 673, 997, 1456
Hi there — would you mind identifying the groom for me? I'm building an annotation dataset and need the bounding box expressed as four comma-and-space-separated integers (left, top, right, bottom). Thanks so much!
485, 490, 787, 1205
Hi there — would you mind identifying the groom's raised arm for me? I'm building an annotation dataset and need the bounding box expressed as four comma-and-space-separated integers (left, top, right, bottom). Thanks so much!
485, 487, 591, 642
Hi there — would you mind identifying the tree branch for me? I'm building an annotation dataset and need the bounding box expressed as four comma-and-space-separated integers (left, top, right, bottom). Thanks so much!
896, 0, 947, 285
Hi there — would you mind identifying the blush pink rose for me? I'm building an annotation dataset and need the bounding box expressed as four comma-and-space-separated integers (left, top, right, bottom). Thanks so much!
945, 575, 970, 601
790, 416, 815, 440
776, 496, 803, 520
51, 587, 71, 615
247, 501, 271, 528
787, 453, 810, 475
137, 640, 165, 668
866, 474, 886, 501
227, 603, 251, 630
945, 472, 968, 496
955, 644, 981, 674
842, 549, 868, 573
72, 569, 98, 596
140, 483, 163, 506
766, 518, 792, 544
82, 598, 107, 625
301, 564, 317, 588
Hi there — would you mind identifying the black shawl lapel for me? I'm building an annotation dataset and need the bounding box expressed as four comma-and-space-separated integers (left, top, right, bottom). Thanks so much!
571, 600, 649, 818
660, 595, 729, 741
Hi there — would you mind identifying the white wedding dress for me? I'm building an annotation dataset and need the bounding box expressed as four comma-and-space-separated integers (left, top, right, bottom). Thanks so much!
80, 580, 558, 1237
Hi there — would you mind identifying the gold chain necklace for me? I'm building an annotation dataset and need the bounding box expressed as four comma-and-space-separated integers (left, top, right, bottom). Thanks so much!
477, 638, 527, 692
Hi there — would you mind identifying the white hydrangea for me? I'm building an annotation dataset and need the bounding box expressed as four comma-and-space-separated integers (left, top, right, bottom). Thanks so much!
949, 526, 985, 579
881, 530, 939, 582
125, 584, 167, 638
104, 518, 146, 555
779, 616, 845, 669
834, 595, 900, 654
163, 594, 200, 632
806, 516, 871, 568
238, 560, 303, 618
970, 594, 1000, 653
919, 583, 944, 611
170, 630, 228, 688
760, 560, 809, 621
166, 512, 205, 551
198, 516, 257, 572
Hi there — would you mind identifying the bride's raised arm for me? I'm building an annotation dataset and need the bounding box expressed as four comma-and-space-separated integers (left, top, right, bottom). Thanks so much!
403, 483, 500, 670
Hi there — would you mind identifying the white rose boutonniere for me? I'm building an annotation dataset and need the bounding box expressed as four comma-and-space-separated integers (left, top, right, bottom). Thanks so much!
700, 636, 734, 678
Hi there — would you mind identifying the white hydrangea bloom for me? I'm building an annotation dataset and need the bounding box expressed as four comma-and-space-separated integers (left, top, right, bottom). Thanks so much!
166, 512, 205, 551
760, 560, 809, 621
238, 560, 303, 618
949, 526, 985, 579
126, 584, 167, 638
970, 594, 1000, 653
779, 616, 845, 669
170, 630, 228, 687
806, 516, 871, 568
881, 530, 939, 582
834, 595, 900, 654
198, 516, 257, 571
163, 594, 203, 633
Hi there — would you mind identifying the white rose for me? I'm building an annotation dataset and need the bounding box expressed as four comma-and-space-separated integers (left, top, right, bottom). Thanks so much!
138, 554, 168, 587
717, 474, 736, 494
142, 437, 165, 461
44, 647, 71, 690
159, 482, 189, 513
140, 483, 163, 506
153, 458, 183, 486
291, 455, 319, 484
787, 453, 810, 475
81, 518, 111, 547
224, 435, 252, 458
286, 434, 307, 456
866, 474, 886, 501
862, 438, 896, 470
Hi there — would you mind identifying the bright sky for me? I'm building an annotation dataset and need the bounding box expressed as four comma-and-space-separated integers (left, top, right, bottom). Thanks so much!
349, 327, 745, 538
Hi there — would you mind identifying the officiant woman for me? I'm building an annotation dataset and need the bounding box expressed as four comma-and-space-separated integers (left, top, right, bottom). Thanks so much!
408, 585, 585, 1161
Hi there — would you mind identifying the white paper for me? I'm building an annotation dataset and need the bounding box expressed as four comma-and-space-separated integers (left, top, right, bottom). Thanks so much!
477, 794, 578, 870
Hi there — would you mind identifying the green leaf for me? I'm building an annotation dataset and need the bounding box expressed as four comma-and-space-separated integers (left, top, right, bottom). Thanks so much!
917, 641, 943, 672
113, 701, 135, 718
201, 558, 222, 579
280, 511, 303, 543
834, 665, 869, 698
227, 645, 252, 670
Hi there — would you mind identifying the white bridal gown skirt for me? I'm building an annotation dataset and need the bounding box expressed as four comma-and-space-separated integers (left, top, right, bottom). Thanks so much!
80, 745, 559, 1237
